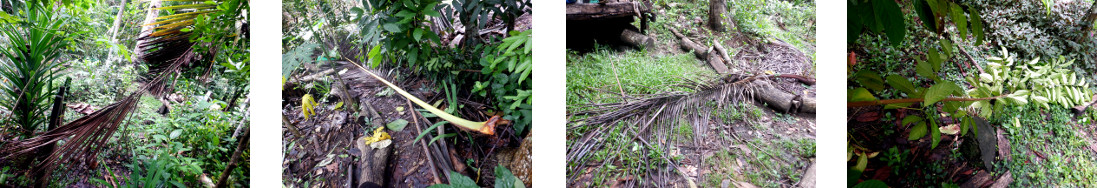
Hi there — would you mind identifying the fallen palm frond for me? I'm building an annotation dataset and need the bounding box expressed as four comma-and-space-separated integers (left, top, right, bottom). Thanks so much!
347, 60, 502, 135
566, 74, 759, 186
0, 0, 238, 176
566, 73, 815, 186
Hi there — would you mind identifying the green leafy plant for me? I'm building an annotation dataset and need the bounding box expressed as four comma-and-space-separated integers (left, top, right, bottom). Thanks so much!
474, 29, 532, 135
0, 0, 69, 138
354, 0, 443, 70
849, 0, 986, 46
427, 165, 525, 188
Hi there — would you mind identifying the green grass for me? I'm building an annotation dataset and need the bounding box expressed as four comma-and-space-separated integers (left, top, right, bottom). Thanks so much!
992, 105, 1097, 186
566, 48, 716, 107
739, 138, 812, 187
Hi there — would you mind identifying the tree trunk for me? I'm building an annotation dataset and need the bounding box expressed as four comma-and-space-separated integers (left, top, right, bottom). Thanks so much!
708, 0, 727, 32
224, 87, 244, 112
1082, 0, 1097, 39
215, 126, 249, 188
106, 0, 128, 63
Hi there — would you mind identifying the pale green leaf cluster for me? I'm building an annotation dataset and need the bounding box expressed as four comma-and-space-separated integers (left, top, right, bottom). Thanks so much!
967, 47, 1091, 117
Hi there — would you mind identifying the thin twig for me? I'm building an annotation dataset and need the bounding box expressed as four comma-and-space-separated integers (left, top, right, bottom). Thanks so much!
609, 61, 629, 103
407, 99, 443, 184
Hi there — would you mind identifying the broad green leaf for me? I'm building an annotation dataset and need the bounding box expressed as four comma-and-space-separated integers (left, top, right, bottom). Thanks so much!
916, 60, 938, 81
949, 2, 967, 40
855, 71, 886, 91
902, 115, 924, 126
928, 48, 942, 72
854, 153, 868, 172
848, 88, 877, 102
939, 38, 954, 57
909, 121, 928, 140
886, 75, 916, 95
382, 23, 401, 32
970, 8, 985, 45
931, 118, 941, 149
395, 10, 415, 18
413, 28, 424, 41
368, 45, 382, 68
386, 119, 408, 132
848, 0, 865, 42
169, 129, 183, 139
350, 7, 364, 19
925, 81, 961, 107
873, 0, 906, 47
914, 0, 936, 32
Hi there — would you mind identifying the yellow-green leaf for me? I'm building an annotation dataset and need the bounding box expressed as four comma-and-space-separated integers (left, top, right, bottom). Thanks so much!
302, 94, 316, 120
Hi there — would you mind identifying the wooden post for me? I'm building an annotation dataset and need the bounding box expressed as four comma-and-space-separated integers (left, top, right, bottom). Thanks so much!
35, 78, 69, 188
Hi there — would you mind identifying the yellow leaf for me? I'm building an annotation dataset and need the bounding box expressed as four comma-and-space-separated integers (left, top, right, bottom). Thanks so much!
363, 126, 391, 145
302, 94, 316, 120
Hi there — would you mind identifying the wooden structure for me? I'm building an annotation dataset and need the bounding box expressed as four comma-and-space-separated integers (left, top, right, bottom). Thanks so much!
566, 0, 654, 32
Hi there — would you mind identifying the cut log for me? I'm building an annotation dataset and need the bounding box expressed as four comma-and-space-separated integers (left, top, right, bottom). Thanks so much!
566, 2, 651, 20
989, 171, 1013, 188
669, 28, 708, 58
960, 170, 993, 188
620, 29, 654, 48
669, 28, 732, 74
356, 137, 393, 188
752, 80, 815, 114
1071, 94, 1097, 116
713, 42, 733, 67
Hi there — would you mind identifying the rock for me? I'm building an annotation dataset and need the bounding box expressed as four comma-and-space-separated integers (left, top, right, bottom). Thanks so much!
721, 179, 731, 188
975, 117, 997, 170
495, 132, 533, 188
961, 117, 997, 169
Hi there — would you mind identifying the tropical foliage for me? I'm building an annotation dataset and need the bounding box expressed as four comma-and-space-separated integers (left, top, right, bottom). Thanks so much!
0, 0, 250, 187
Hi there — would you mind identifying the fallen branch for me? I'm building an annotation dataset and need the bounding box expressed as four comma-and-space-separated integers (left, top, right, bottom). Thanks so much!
848, 95, 1005, 108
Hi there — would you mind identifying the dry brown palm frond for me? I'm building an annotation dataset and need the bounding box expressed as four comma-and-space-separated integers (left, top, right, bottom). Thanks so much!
565, 73, 780, 186
0, 51, 193, 172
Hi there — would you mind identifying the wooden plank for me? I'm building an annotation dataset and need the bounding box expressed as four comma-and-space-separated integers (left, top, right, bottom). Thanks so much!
566, 2, 651, 20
